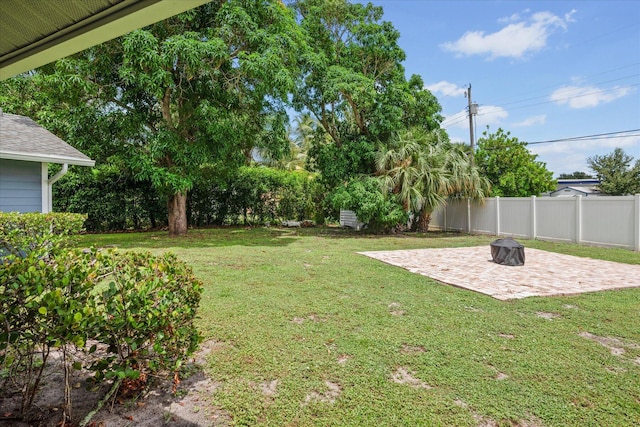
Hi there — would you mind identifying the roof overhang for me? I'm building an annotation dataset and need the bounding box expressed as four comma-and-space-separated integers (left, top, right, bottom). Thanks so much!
0, 150, 96, 167
0, 0, 212, 80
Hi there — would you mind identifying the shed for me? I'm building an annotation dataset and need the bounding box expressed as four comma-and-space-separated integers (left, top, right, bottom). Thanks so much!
340, 210, 366, 231
0, 111, 95, 213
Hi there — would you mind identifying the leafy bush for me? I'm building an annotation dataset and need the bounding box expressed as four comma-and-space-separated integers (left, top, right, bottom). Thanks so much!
53, 167, 167, 231
0, 212, 86, 257
189, 166, 317, 225
0, 213, 203, 422
91, 250, 203, 380
330, 177, 407, 232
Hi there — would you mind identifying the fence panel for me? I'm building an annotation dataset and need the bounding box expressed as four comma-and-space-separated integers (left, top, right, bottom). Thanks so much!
581, 197, 635, 248
445, 199, 468, 231
433, 195, 639, 251
498, 198, 532, 238
471, 198, 497, 234
536, 197, 576, 242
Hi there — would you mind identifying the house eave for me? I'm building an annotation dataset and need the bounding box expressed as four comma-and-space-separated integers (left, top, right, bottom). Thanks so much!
0, 0, 212, 80
0, 150, 95, 167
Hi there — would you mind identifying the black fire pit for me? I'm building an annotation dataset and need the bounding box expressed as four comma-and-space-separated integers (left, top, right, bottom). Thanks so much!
490, 238, 525, 266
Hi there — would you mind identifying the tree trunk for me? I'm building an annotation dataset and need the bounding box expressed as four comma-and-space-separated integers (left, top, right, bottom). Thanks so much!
167, 192, 188, 236
417, 210, 431, 233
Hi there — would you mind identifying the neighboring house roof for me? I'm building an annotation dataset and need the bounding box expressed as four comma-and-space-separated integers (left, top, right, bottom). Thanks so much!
0, 0, 212, 80
0, 112, 95, 166
556, 179, 600, 189
550, 186, 601, 197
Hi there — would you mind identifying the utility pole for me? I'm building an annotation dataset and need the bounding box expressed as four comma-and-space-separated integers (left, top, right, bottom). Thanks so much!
465, 84, 478, 156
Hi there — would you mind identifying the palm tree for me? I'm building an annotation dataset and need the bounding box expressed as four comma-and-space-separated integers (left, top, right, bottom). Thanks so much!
376, 128, 489, 232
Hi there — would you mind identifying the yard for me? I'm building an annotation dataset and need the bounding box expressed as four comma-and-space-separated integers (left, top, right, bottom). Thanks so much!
77, 227, 640, 426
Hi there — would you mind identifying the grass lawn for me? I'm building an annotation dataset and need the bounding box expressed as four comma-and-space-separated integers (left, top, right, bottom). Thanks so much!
77, 227, 640, 426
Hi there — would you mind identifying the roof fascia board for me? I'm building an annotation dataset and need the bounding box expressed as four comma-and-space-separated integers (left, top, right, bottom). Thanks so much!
0, 0, 212, 80
0, 150, 95, 167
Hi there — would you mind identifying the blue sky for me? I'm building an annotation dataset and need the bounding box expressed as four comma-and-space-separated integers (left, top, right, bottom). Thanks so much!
360, 0, 640, 177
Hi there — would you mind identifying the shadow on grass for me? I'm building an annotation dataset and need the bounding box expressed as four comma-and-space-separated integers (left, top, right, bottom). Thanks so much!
78, 226, 501, 251
78, 227, 301, 249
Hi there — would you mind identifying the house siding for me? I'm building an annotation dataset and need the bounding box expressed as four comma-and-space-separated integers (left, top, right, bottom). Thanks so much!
0, 159, 42, 212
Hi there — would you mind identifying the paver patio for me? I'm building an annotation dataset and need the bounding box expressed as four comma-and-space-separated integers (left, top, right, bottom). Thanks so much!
359, 246, 640, 300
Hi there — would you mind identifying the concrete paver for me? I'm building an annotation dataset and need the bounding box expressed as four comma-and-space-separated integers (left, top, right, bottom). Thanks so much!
359, 246, 640, 300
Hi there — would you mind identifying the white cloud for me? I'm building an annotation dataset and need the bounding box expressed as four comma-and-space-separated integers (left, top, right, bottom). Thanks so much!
440, 10, 575, 59
476, 105, 508, 128
550, 85, 633, 109
512, 114, 546, 127
425, 81, 467, 97
442, 105, 508, 131
498, 13, 522, 24
531, 133, 640, 175
441, 111, 468, 129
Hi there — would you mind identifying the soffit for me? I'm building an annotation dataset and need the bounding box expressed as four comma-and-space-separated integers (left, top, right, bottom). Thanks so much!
0, 0, 211, 80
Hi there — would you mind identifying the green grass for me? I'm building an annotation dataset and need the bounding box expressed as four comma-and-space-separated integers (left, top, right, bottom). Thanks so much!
77, 228, 640, 426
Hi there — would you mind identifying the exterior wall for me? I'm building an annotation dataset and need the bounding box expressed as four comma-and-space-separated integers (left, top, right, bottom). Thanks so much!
551, 187, 589, 197
431, 195, 640, 251
0, 159, 42, 212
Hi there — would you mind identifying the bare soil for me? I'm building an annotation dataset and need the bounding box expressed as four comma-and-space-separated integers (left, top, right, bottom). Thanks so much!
0, 341, 230, 427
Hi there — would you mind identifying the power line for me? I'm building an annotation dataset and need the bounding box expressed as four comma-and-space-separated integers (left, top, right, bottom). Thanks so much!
477, 83, 640, 116
526, 129, 640, 145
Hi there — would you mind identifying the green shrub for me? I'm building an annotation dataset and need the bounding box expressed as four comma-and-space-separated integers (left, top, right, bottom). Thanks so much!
330, 177, 407, 232
0, 212, 86, 257
0, 224, 202, 421
90, 250, 203, 380
189, 166, 317, 225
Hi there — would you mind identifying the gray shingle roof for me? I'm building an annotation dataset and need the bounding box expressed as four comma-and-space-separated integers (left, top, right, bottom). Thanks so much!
0, 112, 94, 166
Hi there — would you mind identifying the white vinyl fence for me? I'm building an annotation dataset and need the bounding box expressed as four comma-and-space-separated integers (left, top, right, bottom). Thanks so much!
430, 195, 640, 251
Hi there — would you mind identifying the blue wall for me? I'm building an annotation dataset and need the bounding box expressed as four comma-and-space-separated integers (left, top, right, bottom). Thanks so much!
0, 159, 42, 212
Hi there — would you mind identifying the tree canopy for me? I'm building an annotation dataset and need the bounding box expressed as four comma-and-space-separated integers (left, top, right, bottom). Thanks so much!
587, 148, 640, 195
1, 0, 305, 236
558, 171, 594, 179
291, 0, 444, 188
475, 128, 556, 197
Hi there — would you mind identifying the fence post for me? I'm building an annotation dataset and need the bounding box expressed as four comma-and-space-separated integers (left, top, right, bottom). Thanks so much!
575, 195, 582, 245
467, 198, 471, 233
495, 196, 500, 236
530, 196, 537, 239
443, 204, 447, 231
635, 194, 640, 251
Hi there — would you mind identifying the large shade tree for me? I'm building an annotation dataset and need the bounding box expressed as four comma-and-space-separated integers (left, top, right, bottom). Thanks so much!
475, 127, 556, 197
2, 1, 304, 236
291, 0, 444, 188
587, 148, 640, 195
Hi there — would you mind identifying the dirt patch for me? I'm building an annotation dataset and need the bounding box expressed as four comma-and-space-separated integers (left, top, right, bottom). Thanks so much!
258, 380, 279, 397
303, 381, 341, 405
292, 314, 325, 324
453, 399, 542, 427
390, 310, 406, 316
0, 341, 229, 427
390, 367, 431, 389
400, 344, 426, 354
498, 333, 515, 339
495, 372, 509, 381
536, 312, 561, 320
336, 355, 351, 365
579, 332, 639, 357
